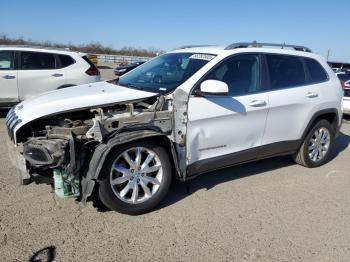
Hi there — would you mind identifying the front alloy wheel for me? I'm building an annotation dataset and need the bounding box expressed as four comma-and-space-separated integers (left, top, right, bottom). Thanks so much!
110, 147, 163, 204
98, 141, 172, 215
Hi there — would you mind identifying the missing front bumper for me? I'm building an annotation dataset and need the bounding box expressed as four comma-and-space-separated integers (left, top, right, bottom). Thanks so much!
6, 136, 31, 185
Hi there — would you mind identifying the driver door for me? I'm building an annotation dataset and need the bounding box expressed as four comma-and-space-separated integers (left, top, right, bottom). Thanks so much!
186, 53, 269, 174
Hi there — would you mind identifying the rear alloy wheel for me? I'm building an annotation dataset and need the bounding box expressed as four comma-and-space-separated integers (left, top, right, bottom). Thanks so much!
308, 127, 331, 162
98, 141, 172, 215
294, 120, 334, 168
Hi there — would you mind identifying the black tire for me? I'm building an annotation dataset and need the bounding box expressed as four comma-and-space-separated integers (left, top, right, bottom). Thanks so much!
293, 119, 335, 168
98, 141, 172, 215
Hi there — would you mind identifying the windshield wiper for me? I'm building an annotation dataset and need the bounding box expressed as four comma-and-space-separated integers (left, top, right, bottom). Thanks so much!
126, 83, 144, 91
119, 83, 144, 90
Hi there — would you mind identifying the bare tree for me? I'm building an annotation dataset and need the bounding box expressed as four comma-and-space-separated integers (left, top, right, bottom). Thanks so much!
0, 34, 162, 57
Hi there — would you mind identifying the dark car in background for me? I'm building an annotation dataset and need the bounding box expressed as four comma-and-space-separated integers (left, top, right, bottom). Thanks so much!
114, 61, 146, 76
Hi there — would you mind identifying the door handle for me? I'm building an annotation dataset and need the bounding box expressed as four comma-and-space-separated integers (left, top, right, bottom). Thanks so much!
2, 74, 16, 79
248, 100, 266, 107
52, 73, 63, 77
306, 92, 318, 98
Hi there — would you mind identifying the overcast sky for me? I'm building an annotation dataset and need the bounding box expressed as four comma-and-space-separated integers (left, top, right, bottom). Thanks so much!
1, 0, 349, 62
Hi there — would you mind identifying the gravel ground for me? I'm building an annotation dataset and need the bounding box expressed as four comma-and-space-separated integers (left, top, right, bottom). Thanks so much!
0, 113, 350, 261
99, 68, 116, 81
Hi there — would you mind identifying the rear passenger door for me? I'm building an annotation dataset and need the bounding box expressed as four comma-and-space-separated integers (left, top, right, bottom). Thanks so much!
261, 54, 326, 153
0, 50, 18, 103
18, 51, 66, 100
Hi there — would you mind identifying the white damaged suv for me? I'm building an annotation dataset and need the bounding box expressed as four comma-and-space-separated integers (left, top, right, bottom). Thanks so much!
6, 42, 343, 214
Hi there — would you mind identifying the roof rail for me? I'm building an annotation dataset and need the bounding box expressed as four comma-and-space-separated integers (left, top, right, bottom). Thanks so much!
224, 41, 312, 52
176, 45, 213, 50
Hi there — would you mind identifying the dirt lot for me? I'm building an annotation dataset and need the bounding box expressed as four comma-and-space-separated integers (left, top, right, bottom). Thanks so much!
0, 112, 350, 261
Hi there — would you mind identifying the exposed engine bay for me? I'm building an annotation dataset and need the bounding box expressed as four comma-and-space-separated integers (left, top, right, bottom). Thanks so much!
18, 95, 176, 200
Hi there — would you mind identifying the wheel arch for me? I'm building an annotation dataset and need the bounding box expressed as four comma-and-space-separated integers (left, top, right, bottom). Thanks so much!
80, 129, 180, 205
301, 108, 340, 142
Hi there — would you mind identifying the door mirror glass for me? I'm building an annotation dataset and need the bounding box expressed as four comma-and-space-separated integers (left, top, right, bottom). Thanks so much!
199, 80, 229, 96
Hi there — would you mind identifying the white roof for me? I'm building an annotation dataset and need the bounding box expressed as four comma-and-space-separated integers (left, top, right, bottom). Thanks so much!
0, 45, 86, 56
171, 45, 325, 61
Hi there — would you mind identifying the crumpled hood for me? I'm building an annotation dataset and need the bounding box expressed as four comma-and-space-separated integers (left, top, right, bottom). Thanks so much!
13, 81, 157, 136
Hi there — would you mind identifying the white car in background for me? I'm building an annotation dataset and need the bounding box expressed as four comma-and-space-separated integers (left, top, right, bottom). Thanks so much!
342, 79, 350, 115
335, 72, 350, 115
0, 46, 100, 107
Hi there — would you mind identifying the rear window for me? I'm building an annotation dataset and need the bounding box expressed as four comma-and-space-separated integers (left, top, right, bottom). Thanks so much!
0, 51, 14, 70
57, 54, 75, 68
82, 55, 97, 68
304, 58, 328, 83
266, 54, 307, 89
20, 51, 56, 70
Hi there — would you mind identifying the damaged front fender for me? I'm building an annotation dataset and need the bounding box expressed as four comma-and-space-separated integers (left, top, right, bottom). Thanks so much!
80, 129, 180, 205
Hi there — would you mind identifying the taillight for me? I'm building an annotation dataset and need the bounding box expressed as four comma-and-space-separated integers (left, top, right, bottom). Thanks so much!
340, 80, 347, 96
82, 55, 100, 76
85, 66, 100, 76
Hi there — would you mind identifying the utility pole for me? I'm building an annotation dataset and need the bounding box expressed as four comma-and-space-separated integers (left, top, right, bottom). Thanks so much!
327, 49, 330, 61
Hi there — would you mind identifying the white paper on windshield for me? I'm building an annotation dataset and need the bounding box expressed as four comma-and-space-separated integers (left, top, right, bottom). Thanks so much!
189, 54, 215, 61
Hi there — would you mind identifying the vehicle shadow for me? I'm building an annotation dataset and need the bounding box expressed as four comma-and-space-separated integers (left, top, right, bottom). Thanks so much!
329, 131, 350, 160
157, 131, 350, 211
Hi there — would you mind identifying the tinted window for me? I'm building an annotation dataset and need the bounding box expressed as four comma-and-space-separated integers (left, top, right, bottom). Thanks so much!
0, 51, 14, 70
20, 52, 55, 70
266, 54, 306, 89
57, 54, 75, 68
304, 58, 328, 83
203, 54, 260, 96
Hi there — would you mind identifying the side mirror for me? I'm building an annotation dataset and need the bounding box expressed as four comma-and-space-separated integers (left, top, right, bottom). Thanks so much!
198, 80, 229, 96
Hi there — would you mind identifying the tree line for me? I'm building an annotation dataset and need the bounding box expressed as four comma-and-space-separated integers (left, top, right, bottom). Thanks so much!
0, 34, 162, 57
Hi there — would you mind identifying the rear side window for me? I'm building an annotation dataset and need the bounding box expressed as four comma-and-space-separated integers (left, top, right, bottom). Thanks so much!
304, 58, 328, 83
57, 54, 75, 68
266, 54, 306, 89
20, 51, 56, 70
0, 51, 14, 70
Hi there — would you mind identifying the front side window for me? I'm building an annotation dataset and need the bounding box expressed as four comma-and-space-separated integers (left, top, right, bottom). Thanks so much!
266, 54, 306, 89
118, 53, 214, 94
304, 58, 328, 83
202, 54, 260, 96
20, 52, 56, 70
0, 51, 14, 70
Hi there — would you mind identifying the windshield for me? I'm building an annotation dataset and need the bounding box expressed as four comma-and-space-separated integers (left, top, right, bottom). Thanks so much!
117, 52, 215, 93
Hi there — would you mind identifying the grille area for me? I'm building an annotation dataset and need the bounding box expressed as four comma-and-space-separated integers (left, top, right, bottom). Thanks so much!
5, 107, 22, 143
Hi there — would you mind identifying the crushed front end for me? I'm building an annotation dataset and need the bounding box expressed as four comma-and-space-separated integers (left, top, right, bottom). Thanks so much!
6, 95, 176, 202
